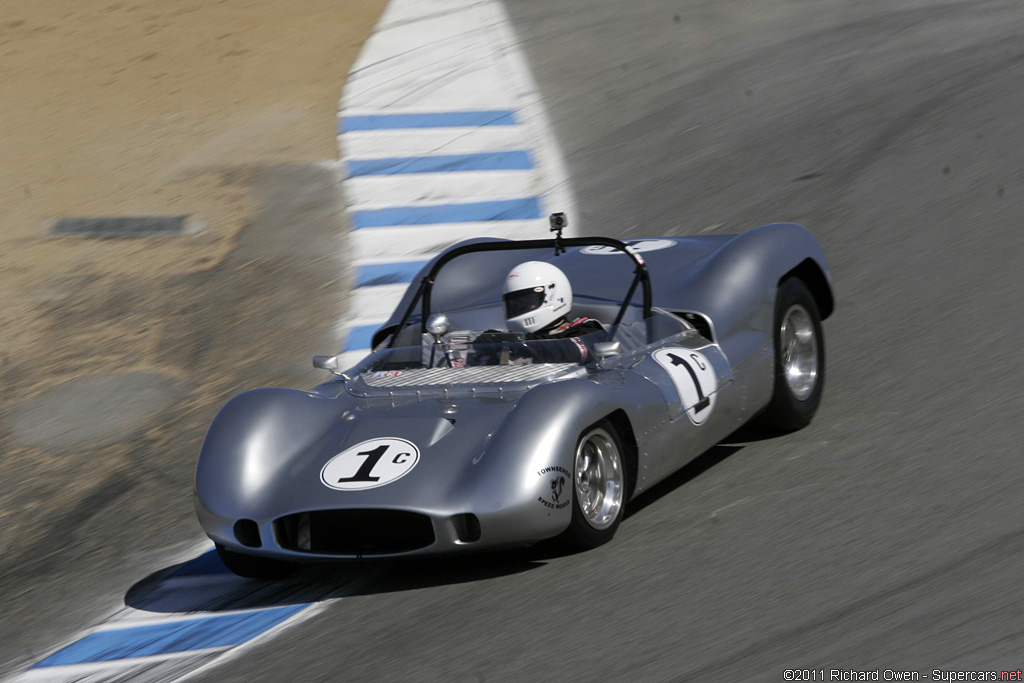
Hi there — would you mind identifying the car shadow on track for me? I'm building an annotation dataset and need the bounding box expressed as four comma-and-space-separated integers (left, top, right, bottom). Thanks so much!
620, 420, 789, 521
623, 443, 744, 521
125, 547, 546, 614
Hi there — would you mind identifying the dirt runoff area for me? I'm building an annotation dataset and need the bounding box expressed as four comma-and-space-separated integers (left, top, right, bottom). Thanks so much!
0, 0, 384, 590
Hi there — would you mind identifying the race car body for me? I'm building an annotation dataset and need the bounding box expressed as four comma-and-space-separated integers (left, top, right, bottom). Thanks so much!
195, 223, 833, 577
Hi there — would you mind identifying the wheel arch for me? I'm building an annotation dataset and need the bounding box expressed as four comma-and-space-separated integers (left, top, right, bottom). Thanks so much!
780, 257, 834, 320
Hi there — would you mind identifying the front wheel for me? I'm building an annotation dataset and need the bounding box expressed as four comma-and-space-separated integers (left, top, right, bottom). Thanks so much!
755, 276, 825, 432
216, 544, 297, 579
560, 419, 627, 549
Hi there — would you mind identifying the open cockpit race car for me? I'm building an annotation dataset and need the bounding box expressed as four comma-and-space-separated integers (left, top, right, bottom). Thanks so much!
195, 217, 834, 577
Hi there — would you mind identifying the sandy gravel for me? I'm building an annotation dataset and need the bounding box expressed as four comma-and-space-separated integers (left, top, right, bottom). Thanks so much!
0, 0, 384, 575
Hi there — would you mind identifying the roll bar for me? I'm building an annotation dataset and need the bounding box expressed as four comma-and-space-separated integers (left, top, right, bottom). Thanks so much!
386, 236, 653, 348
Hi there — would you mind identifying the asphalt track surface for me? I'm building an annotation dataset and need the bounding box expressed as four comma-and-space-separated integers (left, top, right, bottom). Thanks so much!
8, 0, 1024, 680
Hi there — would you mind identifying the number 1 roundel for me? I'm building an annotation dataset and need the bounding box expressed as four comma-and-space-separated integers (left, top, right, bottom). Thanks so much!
321, 437, 421, 490
652, 348, 718, 425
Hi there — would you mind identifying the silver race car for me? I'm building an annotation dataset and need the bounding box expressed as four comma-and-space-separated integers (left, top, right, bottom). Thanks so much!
195, 217, 833, 577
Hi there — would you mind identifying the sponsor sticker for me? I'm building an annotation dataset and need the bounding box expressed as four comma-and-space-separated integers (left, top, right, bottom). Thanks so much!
652, 347, 718, 425
321, 437, 420, 490
537, 465, 571, 509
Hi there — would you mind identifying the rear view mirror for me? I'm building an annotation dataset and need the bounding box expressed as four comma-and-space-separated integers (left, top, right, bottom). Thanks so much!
313, 355, 342, 374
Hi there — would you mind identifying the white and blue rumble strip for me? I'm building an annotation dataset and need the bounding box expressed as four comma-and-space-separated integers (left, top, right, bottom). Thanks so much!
19, 548, 315, 682
335, 0, 575, 368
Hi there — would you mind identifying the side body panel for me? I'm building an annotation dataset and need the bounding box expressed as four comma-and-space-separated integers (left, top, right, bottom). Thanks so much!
196, 374, 668, 558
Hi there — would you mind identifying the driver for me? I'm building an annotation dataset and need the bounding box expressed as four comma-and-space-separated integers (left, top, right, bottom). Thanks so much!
474, 261, 605, 364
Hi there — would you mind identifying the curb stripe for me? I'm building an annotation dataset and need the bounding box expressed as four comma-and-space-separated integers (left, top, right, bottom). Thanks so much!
348, 151, 533, 176
353, 198, 541, 228
340, 110, 518, 132
33, 605, 308, 667
356, 260, 428, 287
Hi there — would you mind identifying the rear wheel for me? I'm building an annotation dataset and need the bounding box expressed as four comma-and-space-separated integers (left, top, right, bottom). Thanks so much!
756, 277, 825, 432
561, 420, 627, 549
216, 543, 297, 579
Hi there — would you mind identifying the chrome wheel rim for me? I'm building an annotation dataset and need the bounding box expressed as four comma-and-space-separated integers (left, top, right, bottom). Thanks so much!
781, 304, 818, 401
574, 428, 624, 530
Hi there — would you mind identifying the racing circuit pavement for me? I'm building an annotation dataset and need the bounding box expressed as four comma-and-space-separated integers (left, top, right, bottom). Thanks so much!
9, 0, 1024, 680
188, 0, 1024, 679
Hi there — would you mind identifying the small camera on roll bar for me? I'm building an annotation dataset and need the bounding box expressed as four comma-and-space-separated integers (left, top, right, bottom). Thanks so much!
549, 212, 567, 254
549, 212, 567, 232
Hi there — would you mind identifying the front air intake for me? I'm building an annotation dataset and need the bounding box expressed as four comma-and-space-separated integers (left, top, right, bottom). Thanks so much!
274, 509, 435, 556
450, 513, 481, 543
233, 519, 261, 548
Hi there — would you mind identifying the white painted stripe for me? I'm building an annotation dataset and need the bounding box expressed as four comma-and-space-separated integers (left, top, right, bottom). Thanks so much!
338, 349, 372, 372
372, 0, 479, 30
340, 126, 529, 158
348, 193, 542, 215
354, 255, 433, 267
346, 170, 537, 208
93, 604, 309, 632
346, 43, 513, 113
348, 285, 409, 325
352, 220, 541, 261
345, 13, 516, 112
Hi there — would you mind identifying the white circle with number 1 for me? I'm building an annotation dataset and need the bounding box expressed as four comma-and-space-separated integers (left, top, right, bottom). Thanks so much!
652, 348, 718, 425
321, 437, 421, 490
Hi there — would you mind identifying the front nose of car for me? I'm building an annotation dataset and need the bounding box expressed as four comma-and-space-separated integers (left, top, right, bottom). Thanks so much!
196, 393, 520, 555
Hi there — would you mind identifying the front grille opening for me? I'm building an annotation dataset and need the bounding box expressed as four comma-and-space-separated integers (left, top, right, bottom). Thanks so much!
450, 513, 481, 543
275, 509, 435, 556
233, 519, 261, 548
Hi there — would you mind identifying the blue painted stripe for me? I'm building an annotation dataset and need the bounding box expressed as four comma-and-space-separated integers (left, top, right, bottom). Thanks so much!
348, 151, 533, 176
340, 110, 517, 132
33, 605, 309, 667
356, 260, 428, 287
353, 198, 541, 228
343, 325, 379, 352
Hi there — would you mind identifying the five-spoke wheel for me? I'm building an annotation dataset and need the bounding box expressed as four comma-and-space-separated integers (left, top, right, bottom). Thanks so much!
562, 419, 628, 548
756, 277, 825, 432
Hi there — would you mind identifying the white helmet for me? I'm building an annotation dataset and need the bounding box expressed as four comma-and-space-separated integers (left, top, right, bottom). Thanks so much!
503, 261, 572, 333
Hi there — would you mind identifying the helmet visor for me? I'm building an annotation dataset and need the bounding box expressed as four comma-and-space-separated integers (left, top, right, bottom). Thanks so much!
503, 287, 545, 319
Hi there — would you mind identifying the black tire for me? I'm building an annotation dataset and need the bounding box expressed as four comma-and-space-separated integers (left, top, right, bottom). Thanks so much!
216, 543, 297, 579
561, 419, 628, 549
755, 276, 825, 432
